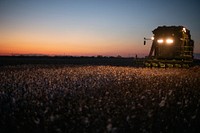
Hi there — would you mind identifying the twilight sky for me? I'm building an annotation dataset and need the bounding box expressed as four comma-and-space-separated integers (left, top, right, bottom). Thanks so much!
0, 0, 200, 57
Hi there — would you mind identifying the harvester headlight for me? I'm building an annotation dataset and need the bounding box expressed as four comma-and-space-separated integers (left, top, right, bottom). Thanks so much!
157, 39, 164, 43
166, 38, 174, 44
182, 27, 186, 33
151, 37, 154, 40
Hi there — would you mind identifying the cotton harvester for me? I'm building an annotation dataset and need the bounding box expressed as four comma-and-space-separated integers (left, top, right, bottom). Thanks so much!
144, 26, 194, 67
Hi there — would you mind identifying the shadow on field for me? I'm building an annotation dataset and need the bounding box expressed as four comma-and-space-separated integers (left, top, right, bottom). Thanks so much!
0, 56, 145, 67
1, 56, 200, 67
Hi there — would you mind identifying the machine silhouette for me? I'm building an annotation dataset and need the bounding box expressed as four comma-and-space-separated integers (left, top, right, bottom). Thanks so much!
144, 26, 194, 67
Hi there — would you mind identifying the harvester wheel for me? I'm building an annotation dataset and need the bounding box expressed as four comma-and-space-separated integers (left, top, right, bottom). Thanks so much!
175, 64, 182, 68
152, 63, 158, 67
144, 62, 151, 67
167, 64, 173, 68
182, 64, 189, 68
159, 62, 166, 68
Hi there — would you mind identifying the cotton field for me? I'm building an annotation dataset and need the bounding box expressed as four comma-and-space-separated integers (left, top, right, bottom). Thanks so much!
0, 65, 200, 133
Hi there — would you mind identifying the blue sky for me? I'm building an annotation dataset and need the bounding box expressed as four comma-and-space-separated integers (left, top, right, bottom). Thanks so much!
0, 0, 200, 56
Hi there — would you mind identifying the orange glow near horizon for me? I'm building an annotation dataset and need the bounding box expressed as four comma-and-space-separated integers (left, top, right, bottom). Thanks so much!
0, 30, 148, 57
0, 41, 146, 57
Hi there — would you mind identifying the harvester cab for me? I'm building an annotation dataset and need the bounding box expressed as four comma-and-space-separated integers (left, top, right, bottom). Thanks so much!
144, 26, 194, 67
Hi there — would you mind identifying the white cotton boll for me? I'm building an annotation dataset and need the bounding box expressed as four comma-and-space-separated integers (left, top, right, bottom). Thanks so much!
79, 107, 82, 112
175, 83, 179, 87
55, 115, 60, 119
148, 110, 153, 118
105, 91, 109, 95
159, 99, 165, 107
137, 103, 143, 108
107, 118, 112, 123
84, 117, 89, 124
168, 90, 173, 96
126, 116, 130, 121
12, 97, 16, 104
34, 117, 40, 124
107, 123, 112, 132
50, 115, 55, 122
131, 106, 135, 110
140, 95, 145, 100
44, 107, 49, 114
131, 115, 136, 119
56, 128, 61, 133
191, 115, 196, 119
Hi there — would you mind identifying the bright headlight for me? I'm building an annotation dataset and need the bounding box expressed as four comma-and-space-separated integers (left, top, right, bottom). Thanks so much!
182, 28, 186, 33
157, 39, 163, 43
166, 38, 173, 44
